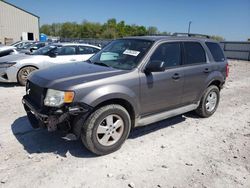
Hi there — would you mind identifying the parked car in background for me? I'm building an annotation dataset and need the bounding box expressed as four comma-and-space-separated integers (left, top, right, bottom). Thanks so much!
0, 43, 101, 85
11, 40, 35, 49
17, 42, 49, 54
22, 35, 228, 155
0, 46, 18, 57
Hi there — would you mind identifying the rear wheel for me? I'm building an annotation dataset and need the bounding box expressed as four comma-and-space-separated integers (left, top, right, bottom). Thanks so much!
17, 66, 37, 86
81, 104, 131, 155
195, 85, 220, 118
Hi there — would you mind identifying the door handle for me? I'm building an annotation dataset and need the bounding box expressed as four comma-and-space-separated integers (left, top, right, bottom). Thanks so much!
70, 59, 76, 61
172, 73, 180, 80
203, 68, 211, 73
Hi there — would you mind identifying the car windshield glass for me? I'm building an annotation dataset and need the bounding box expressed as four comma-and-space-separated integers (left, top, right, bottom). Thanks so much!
89, 39, 153, 70
32, 45, 59, 55
20, 43, 34, 49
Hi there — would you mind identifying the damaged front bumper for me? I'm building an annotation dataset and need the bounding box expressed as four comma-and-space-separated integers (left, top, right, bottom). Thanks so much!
22, 95, 92, 132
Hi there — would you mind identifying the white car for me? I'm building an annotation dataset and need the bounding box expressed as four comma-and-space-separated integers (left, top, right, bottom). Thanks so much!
0, 46, 18, 57
11, 41, 35, 49
0, 43, 101, 85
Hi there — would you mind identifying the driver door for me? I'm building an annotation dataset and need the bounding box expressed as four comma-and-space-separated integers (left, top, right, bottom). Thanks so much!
50, 46, 78, 64
139, 42, 184, 116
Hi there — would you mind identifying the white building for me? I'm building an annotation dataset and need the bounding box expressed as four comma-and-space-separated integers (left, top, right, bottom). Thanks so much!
0, 1, 39, 45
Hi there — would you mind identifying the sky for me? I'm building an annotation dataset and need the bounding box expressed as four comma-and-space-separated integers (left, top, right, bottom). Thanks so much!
6, 0, 250, 41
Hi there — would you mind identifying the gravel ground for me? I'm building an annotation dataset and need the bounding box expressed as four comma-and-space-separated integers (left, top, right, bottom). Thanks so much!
0, 60, 250, 188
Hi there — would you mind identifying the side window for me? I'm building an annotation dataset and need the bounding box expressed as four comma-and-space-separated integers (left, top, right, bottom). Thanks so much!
184, 42, 206, 65
36, 43, 45, 48
150, 42, 181, 68
206, 42, 225, 62
57, 46, 77, 55
78, 46, 100, 54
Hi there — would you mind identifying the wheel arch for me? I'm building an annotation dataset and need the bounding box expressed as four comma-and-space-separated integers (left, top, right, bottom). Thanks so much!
93, 98, 136, 129
16, 65, 39, 84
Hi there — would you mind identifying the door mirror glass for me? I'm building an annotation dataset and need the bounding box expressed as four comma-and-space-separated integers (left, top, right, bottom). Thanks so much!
30, 46, 38, 52
145, 60, 165, 72
49, 52, 57, 58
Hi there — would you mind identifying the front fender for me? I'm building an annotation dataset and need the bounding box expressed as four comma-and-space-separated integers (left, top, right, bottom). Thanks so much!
78, 84, 139, 114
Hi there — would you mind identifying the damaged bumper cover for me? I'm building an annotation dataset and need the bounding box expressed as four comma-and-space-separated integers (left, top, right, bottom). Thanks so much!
22, 95, 92, 131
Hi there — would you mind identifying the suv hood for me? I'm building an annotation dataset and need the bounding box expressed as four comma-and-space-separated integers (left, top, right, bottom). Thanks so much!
29, 62, 128, 89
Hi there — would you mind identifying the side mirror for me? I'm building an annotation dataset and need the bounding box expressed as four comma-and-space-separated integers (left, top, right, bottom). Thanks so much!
30, 47, 38, 52
49, 52, 57, 58
145, 60, 165, 73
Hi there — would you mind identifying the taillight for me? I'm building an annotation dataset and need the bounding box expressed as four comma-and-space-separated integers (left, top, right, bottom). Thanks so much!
226, 63, 229, 78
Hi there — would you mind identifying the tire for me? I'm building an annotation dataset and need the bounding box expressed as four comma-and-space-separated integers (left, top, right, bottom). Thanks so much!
195, 85, 220, 118
17, 66, 37, 86
81, 104, 131, 155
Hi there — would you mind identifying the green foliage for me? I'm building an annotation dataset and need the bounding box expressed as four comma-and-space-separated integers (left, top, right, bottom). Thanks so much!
40, 18, 169, 39
210, 35, 225, 41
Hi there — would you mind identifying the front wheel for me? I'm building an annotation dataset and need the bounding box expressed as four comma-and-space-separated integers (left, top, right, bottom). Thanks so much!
81, 104, 131, 155
195, 85, 220, 118
17, 66, 37, 86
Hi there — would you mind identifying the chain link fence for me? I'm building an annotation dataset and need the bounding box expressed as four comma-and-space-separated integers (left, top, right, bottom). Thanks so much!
57, 38, 250, 61
59, 38, 112, 47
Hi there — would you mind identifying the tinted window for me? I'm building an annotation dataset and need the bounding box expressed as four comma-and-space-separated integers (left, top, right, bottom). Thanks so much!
78, 46, 100, 54
32, 45, 61, 55
57, 46, 77, 55
206, 42, 225, 62
36, 43, 45, 48
150, 42, 181, 68
184, 42, 206, 64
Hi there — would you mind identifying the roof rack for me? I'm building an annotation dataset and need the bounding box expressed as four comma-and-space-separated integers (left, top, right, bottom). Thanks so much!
172, 32, 210, 39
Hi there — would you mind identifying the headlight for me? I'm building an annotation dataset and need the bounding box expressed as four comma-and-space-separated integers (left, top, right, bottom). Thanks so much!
44, 89, 75, 107
0, 62, 16, 68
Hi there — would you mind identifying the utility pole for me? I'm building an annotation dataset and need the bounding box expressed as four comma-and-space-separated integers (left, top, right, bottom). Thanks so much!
188, 21, 192, 34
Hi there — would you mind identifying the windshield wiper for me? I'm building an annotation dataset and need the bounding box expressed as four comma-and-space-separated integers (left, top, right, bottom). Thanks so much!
93, 62, 110, 68
86, 59, 110, 68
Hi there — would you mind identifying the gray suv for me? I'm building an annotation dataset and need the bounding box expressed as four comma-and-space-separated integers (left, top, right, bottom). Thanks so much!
22, 34, 228, 155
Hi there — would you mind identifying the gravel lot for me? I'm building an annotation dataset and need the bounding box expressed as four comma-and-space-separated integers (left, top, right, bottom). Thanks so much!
0, 60, 250, 188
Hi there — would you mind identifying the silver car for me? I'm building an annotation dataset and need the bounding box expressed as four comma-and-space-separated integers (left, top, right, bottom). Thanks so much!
0, 46, 18, 57
0, 43, 101, 85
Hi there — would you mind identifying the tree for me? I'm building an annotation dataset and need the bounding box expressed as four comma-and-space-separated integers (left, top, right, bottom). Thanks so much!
210, 35, 225, 41
40, 19, 169, 39
147, 26, 159, 35
40, 24, 52, 36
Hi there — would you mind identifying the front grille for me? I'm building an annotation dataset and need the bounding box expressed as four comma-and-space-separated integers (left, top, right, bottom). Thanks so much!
26, 81, 46, 108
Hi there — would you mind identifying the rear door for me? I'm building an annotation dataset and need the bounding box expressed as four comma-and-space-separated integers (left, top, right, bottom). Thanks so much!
181, 41, 212, 105
139, 42, 184, 115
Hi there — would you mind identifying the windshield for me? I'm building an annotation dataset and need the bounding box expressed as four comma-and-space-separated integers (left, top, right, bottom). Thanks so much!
32, 45, 60, 55
19, 42, 35, 49
89, 39, 153, 70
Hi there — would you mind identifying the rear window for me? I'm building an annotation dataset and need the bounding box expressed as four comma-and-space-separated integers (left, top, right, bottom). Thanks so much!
206, 42, 225, 62
184, 42, 206, 65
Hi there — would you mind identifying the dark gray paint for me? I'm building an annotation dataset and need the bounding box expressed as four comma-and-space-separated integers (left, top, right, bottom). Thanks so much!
28, 36, 227, 126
